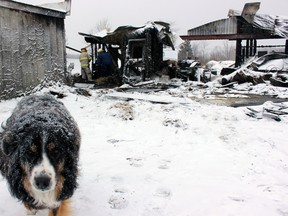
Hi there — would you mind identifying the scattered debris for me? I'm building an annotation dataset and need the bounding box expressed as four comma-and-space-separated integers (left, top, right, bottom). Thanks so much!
221, 68, 271, 85
215, 53, 288, 88
109, 102, 134, 120
270, 75, 288, 87
250, 53, 288, 72
245, 101, 288, 121
162, 118, 188, 130
106, 92, 191, 105
75, 88, 92, 97
49, 90, 66, 98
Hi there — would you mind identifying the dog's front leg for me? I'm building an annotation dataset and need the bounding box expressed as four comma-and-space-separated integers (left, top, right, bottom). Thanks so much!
26, 209, 37, 215
24, 203, 37, 215
48, 200, 72, 216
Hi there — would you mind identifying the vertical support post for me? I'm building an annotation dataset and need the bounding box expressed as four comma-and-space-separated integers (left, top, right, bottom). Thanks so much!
144, 31, 152, 81
246, 40, 249, 58
235, 39, 242, 67
253, 39, 257, 56
285, 40, 288, 54
249, 39, 253, 56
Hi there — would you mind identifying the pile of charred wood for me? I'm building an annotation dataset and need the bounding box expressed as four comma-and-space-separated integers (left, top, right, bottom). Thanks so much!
245, 101, 288, 121
219, 53, 288, 87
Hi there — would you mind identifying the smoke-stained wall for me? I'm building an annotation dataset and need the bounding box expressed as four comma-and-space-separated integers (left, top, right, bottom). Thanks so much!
0, 0, 67, 100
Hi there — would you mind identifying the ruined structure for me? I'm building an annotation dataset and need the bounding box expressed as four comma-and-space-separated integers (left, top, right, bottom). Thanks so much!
181, 2, 288, 67
0, 0, 69, 99
79, 21, 175, 84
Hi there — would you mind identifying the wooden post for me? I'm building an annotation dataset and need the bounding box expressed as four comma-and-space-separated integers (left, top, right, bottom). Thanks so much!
249, 39, 253, 57
285, 40, 288, 54
246, 40, 249, 58
235, 39, 242, 67
253, 39, 257, 56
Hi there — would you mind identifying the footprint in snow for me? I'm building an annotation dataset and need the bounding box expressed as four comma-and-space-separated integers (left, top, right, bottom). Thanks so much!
110, 175, 124, 183
108, 194, 129, 209
126, 157, 144, 167
158, 159, 171, 170
154, 188, 172, 198
108, 188, 129, 209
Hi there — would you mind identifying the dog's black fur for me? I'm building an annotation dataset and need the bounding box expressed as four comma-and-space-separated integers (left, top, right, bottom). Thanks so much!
0, 94, 80, 214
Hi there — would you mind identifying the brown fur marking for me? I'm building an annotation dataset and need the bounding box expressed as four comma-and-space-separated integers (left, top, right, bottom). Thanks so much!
31, 144, 37, 153
24, 202, 36, 213
23, 177, 33, 194
56, 161, 64, 173
47, 143, 56, 151
55, 175, 65, 199
49, 200, 72, 216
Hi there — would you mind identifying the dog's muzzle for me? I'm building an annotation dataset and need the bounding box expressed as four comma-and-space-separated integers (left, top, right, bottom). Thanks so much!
34, 174, 52, 191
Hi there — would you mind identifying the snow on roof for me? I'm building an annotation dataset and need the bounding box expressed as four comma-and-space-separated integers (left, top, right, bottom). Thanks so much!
250, 13, 288, 38
229, 8, 288, 38
95, 29, 109, 37
14, 0, 70, 14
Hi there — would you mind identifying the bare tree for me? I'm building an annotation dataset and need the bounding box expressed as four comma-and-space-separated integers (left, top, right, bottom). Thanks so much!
190, 42, 200, 60
89, 18, 112, 35
198, 41, 209, 64
222, 41, 236, 60
209, 41, 236, 61
209, 46, 225, 61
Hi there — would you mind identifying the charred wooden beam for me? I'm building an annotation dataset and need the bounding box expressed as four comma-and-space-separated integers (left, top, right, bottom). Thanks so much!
66, 46, 81, 53
254, 39, 257, 56
246, 40, 249, 58
235, 40, 242, 67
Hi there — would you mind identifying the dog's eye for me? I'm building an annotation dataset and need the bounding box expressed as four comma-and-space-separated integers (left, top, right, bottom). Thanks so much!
47, 143, 56, 151
30, 144, 37, 153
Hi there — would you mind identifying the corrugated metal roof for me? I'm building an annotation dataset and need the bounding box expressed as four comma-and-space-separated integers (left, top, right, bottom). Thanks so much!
188, 17, 238, 36
183, 2, 288, 40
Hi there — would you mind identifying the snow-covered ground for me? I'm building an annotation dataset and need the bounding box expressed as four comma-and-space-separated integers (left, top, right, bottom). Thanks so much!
0, 83, 288, 216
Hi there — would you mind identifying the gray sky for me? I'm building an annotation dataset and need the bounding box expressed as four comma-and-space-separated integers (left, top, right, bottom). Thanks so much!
65, 0, 288, 49
21, 0, 288, 50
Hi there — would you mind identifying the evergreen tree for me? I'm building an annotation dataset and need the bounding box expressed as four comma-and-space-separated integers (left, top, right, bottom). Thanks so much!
178, 40, 193, 60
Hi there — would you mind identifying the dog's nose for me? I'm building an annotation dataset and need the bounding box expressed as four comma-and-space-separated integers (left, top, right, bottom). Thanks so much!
34, 175, 51, 191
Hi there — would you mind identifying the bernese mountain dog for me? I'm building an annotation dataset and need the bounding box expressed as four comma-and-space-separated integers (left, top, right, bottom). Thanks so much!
0, 94, 81, 216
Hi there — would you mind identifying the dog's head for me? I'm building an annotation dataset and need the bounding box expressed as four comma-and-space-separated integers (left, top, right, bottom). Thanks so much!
0, 95, 80, 202
2, 121, 79, 195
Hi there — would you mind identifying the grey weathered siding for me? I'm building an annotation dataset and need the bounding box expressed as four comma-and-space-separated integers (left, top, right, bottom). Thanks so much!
0, 0, 67, 100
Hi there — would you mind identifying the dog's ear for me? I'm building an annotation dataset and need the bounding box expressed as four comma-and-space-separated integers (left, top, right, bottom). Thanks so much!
1, 131, 17, 155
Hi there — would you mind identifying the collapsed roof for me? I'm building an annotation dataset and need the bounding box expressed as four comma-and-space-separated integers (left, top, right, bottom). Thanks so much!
181, 2, 288, 40
79, 21, 175, 49
230, 2, 288, 39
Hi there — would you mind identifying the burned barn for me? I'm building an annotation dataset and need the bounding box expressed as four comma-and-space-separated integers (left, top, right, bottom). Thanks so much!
79, 21, 175, 84
181, 2, 288, 67
0, 0, 69, 100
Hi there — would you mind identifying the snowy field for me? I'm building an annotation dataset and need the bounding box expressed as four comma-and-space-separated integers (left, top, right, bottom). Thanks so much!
0, 83, 288, 216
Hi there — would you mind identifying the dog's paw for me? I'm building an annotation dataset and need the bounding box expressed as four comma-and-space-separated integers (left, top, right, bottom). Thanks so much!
26, 209, 37, 215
